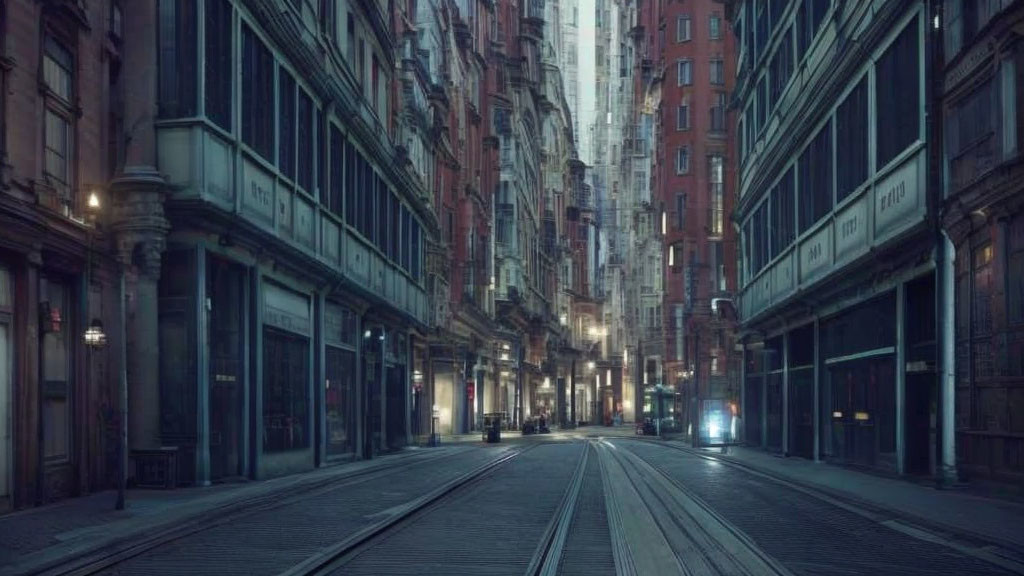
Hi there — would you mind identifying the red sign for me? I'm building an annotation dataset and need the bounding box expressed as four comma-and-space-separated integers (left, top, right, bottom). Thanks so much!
466, 382, 475, 401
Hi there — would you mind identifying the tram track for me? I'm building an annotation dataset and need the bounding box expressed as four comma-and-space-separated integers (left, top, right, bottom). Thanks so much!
597, 439, 795, 576
23, 446, 498, 576
284, 441, 588, 576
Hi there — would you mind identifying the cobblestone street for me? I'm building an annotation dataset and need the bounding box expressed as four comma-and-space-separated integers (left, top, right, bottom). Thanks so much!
3, 431, 1023, 576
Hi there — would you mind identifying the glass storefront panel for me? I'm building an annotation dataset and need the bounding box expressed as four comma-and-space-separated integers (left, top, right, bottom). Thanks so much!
263, 328, 310, 452
325, 346, 355, 456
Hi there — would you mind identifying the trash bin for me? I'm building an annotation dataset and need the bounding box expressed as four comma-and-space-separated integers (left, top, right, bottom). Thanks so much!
483, 413, 502, 443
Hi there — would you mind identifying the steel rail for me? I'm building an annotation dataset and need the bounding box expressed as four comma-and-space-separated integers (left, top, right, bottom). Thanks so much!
30, 447, 477, 576
523, 441, 590, 576
277, 444, 538, 576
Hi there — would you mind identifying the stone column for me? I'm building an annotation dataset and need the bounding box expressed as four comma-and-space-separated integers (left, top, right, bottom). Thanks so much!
113, 0, 168, 453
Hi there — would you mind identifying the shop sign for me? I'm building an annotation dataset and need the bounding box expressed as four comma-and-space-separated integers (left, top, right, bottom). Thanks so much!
242, 159, 274, 224
874, 153, 922, 243
263, 282, 310, 336
835, 196, 868, 263
799, 224, 832, 285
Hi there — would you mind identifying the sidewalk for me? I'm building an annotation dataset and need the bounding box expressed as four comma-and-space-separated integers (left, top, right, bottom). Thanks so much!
0, 446, 461, 576
678, 442, 1024, 553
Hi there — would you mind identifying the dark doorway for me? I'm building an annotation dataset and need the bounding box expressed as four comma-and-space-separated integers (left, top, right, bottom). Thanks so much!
828, 357, 896, 470
207, 258, 245, 481
385, 364, 406, 449
905, 373, 935, 475
325, 347, 355, 456
362, 328, 382, 457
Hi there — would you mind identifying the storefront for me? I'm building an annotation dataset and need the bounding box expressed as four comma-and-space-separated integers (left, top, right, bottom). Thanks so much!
207, 257, 246, 481
261, 281, 314, 476
323, 302, 357, 459
821, 294, 897, 471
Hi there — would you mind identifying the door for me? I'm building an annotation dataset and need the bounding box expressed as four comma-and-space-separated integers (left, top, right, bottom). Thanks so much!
385, 365, 406, 449
208, 260, 243, 481
0, 323, 10, 500
828, 357, 896, 469
905, 372, 936, 475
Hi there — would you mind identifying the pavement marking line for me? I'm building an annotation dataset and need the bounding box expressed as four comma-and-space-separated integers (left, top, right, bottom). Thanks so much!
631, 439, 1024, 575
276, 445, 537, 576
595, 441, 684, 575
526, 440, 590, 576
18, 446, 483, 576
611, 440, 797, 576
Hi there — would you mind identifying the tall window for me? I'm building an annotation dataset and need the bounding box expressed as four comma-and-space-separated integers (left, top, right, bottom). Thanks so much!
204, 0, 232, 131
756, 76, 767, 135
876, 17, 920, 169
158, 0, 197, 118
676, 100, 690, 130
263, 327, 310, 452
41, 279, 71, 461
710, 58, 724, 85
345, 139, 357, 224
770, 29, 793, 107
42, 36, 74, 199
711, 92, 727, 132
676, 146, 690, 174
242, 24, 275, 162
799, 121, 833, 232
297, 90, 314, 192
836, 76, 869, 202
1009, 215, 1024, 326
329, 125, 344, 216
346, 13, 355, 63
278, 70, 296, 179
709, 156, 724, 236
709, 14, 722, 40
797, 0, 830, 61
770, 167, 796, 258
675, 192, 686, 230
677, 15, 691, 42
677, 59, 692, 86
946, 77, 998, 194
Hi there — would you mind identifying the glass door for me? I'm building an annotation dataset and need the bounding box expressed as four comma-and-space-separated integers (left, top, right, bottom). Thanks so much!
207, 259, 244, 480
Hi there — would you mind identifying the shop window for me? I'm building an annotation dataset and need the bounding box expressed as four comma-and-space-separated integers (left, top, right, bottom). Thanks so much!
316, 110, 325, 199
278, 69, 296, 180
242, 24, 275, 162
798, 121, 833, 233
297, 90, 314, 193
204, 0, 232, 131
375, 175, 387, 252
876, 17, 920, 170
361, 159, 374, 238
41, 280, 70, 462
325, 346, 355, 456
837, 75, 869, 202
263, 328, 310, 452
158, 0, 197, 118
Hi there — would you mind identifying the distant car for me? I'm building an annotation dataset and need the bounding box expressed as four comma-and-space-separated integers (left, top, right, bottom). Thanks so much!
637, 419, 657, 436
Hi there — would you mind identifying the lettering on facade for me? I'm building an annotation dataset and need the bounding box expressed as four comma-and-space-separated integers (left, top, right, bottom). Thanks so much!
879, 181, 906, 213
250, 181, 271, 208
800, 226, 831, 284
874, 153, 921, 241
807, 242, 823, 265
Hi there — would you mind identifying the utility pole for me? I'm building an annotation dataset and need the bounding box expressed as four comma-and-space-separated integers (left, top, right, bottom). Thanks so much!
692, 328, 700, 449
